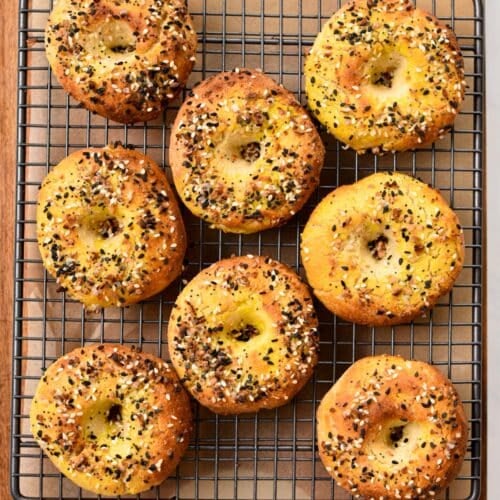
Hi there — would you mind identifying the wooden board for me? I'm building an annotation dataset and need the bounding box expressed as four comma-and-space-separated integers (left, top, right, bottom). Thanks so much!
0, 0, 18, 497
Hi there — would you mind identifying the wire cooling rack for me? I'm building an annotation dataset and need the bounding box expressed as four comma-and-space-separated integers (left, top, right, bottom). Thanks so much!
12, 0, 484, 498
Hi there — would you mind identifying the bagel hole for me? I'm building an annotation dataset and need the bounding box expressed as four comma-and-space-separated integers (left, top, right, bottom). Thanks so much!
109, 44, 134, 54
100, 22, 137, 54
389, 424, 407, 448
230, 323, 259, 342
240, 141, 261, 163
107, 404, 122, 423
372, 68, 397, 88
367, 234, 388, 260
365, 420, 425, 464
94, 217, 121, 239
369, 54, 402, 89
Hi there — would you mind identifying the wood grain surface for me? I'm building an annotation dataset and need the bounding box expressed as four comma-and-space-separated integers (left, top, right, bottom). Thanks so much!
1, 0, 18, 497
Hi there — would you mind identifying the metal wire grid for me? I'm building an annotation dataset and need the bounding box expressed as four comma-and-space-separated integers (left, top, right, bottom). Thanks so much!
11, 0, 484, 498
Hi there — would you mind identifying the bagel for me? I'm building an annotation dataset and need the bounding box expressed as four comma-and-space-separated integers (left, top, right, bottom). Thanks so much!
304, 0, 466, 153
301, 172, 464, 326
167, 255, 319, 414
37, 144, 186, 310
45, 0, 197, 123
169, 69, 325, 233
30, 344, 192, 496
317, 355, 468, 499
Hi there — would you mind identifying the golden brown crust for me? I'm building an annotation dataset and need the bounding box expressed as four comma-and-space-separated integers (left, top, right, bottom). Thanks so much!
167, 255, 319, 414
45, 0, 197, 123
305, 0, 466, 153
317, 355, 468, 499
169, 69, 325, 233
37, 144, 186, 310
30, 344, 193, 496
301, 172, 464, 326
